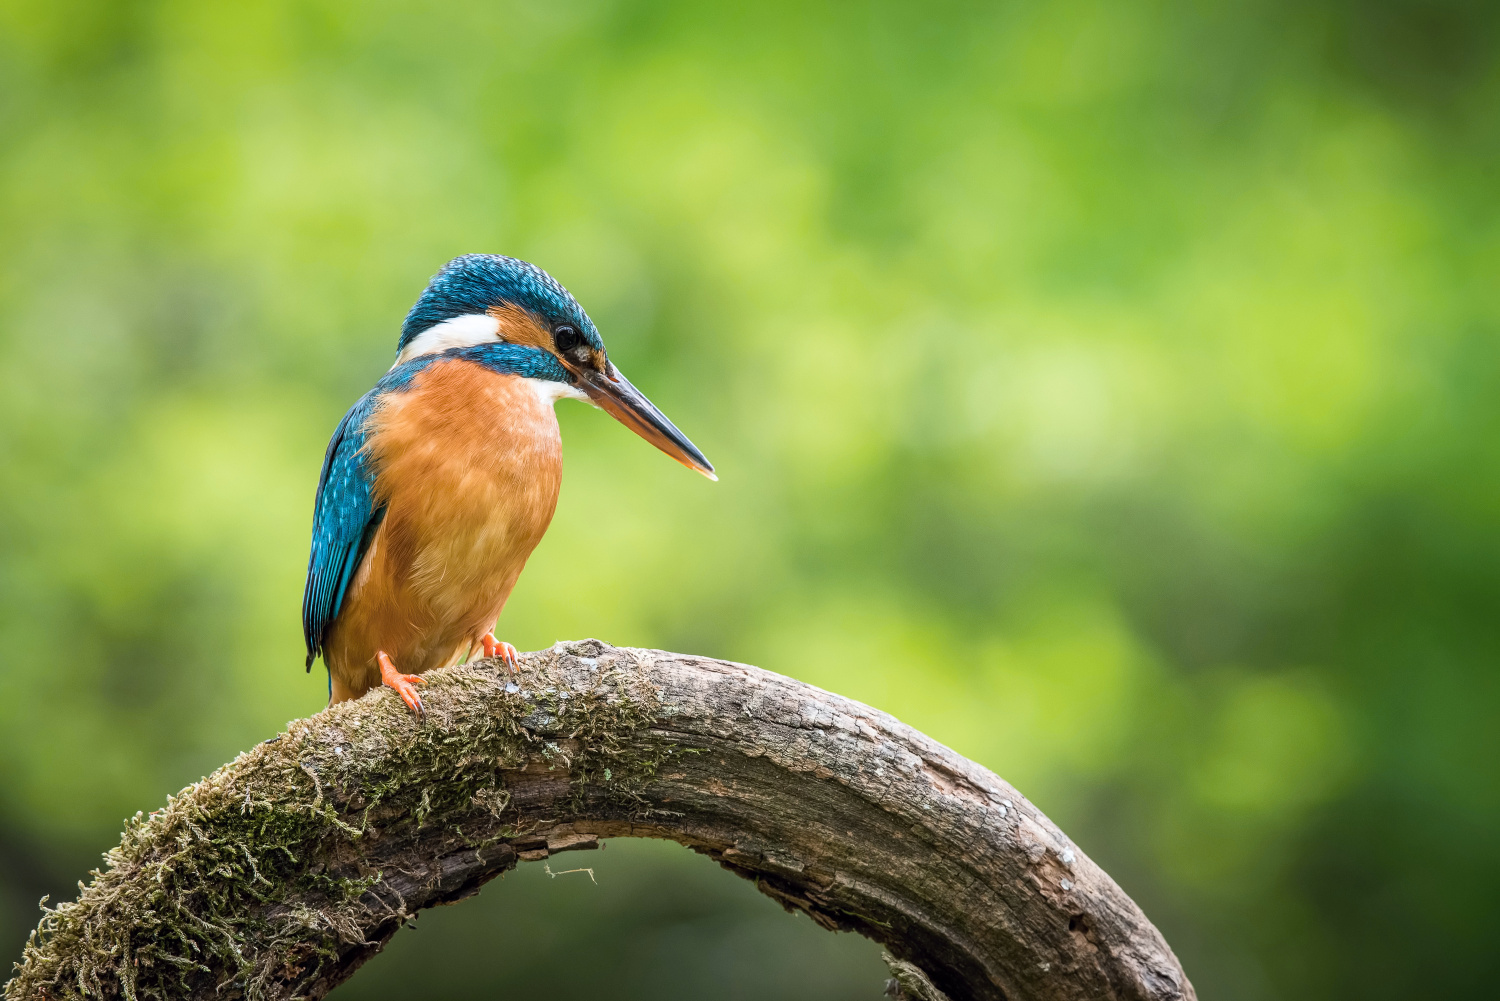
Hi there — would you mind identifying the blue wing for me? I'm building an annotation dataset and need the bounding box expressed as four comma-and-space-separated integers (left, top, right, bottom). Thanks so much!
302, 391, 386, 669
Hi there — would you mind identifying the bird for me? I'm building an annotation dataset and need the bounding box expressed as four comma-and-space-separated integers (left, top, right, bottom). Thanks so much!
301, 254, 714, 715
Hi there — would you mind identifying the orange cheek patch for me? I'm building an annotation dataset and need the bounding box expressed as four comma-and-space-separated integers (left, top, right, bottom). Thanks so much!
488, 303, 554, 351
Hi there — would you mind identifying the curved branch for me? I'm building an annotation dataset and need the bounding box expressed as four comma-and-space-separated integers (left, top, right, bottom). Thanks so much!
5, 641, 1194, 1001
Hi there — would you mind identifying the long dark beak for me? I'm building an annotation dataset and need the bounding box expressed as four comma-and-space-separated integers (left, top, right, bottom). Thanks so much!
572, 362, 716, 480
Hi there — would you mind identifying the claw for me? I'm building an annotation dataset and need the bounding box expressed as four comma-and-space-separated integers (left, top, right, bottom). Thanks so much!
481, 632, 520, 675
377, 650, 426, 717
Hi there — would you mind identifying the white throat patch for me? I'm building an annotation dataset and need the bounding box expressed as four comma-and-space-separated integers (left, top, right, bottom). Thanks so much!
528, 378, 590, 406
391, 313, 500, 368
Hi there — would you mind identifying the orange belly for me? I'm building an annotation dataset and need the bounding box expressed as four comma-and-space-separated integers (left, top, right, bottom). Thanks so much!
324, 360, 563, 701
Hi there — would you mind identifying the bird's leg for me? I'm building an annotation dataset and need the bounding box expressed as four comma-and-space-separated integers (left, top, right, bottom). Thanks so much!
481, 632, 520, 675
377, 650, 426, 716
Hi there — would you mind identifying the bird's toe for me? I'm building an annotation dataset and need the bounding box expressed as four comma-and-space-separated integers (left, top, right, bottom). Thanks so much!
377, 650, 427, 717
393, 677, 425, 716
481, 633, 521, 675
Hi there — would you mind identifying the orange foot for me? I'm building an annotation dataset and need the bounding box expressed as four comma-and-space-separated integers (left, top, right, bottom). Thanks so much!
378, 650, 426, 717
481, 632, 520, 675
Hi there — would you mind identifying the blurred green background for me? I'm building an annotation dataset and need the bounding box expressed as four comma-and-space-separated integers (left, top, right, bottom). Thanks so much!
2, 1, 1498, 997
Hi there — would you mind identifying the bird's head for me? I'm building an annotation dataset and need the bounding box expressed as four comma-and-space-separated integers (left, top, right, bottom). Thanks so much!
395, 254, 714, 480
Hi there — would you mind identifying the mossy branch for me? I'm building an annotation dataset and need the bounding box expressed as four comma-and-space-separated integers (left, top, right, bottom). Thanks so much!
5, 641, 1194, 1001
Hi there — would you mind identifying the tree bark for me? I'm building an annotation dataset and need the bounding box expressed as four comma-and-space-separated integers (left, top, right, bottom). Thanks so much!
5, 640, 1194, 1001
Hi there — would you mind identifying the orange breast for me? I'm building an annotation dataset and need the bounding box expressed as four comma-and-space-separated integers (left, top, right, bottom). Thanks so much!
324, 359, 564, 698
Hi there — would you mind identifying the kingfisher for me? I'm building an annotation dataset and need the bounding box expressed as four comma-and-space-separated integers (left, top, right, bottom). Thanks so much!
302, 254, 714, 715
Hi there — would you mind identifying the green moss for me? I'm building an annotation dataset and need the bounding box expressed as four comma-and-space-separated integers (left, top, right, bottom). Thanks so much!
5, 652, 663, 1001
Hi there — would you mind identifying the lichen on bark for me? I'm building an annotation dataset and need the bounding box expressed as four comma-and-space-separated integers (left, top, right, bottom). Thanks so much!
8, 646, 664, 1000
6, 640, 1195, 1001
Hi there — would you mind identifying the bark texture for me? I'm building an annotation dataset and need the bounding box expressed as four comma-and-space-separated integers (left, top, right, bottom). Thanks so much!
6, 640, 1194, 1001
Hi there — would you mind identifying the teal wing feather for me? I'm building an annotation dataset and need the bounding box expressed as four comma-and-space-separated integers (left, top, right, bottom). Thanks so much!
302, 391, 386, 669
300, 351, 512, 669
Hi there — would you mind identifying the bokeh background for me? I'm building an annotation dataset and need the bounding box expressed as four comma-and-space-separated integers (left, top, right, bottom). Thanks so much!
2, 1, 1498, 998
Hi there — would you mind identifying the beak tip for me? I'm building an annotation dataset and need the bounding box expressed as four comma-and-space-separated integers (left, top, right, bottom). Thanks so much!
583, 364, 718, 483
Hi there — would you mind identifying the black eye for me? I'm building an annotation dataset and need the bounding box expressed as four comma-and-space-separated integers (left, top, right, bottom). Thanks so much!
554, 325, 581, 353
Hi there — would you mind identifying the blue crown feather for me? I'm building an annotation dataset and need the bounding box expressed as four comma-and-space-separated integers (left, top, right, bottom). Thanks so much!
398, 254, 603, 353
